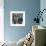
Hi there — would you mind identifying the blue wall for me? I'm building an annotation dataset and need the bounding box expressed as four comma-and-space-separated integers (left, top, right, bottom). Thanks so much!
40, 0, 46, 27
4, 0, 40, 42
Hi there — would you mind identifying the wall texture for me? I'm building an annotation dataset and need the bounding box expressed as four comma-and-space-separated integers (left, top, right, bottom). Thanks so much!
40, 0, 46, 27
4, 0, 40, 42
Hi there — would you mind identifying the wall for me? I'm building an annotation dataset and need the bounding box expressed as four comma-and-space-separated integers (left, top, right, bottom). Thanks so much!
0, 0, 4, 42
4, 0, 40, 42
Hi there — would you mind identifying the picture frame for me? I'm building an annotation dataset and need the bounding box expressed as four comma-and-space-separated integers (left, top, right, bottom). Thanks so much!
10, 11, 25, 26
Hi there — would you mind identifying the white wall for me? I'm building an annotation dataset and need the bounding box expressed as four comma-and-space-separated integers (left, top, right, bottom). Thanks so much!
0, 8, 4, 42
0, 0, 4, 42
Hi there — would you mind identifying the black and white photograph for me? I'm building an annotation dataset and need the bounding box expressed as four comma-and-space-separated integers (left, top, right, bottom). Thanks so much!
10, 11, 25, 26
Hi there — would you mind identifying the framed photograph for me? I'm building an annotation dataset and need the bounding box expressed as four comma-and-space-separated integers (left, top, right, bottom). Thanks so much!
10, 11, 25, 26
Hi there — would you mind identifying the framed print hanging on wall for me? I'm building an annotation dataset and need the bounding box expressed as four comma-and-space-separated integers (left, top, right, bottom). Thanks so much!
10, 11, 25, 26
